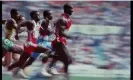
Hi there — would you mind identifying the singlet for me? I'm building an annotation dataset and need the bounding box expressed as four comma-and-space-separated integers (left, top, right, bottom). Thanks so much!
26, 20, 42, 43
54, 13, 72, 45
39, 20, 55, 41
5, 21, 16, 41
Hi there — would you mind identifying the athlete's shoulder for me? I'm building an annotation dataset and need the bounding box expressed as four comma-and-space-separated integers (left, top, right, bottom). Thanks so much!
6, 18, 16, 24
39, 19, 45, 23
20, 20, 34, 26
57, 17, 67, 25
41, 19, 47, 23
26, 20, 35, 25
41, 19, 47, 26
60, 15, 67, 21
18, 15, 25, 21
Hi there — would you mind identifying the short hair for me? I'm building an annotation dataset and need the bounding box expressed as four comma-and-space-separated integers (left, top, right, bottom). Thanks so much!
10, 9, 19, 15
63, 3, 73, 10
30, 11, 38, 19
43, 10, 50, 18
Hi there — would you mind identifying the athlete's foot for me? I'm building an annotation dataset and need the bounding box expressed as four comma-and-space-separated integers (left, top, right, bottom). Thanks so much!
48, 67, 60, 75
2, 66, 7, 72
17, 69, 29, 78
12, 68, 21, 76
2, 67, 13, 76
40, 69, 52, 77
60, 73, 69, 80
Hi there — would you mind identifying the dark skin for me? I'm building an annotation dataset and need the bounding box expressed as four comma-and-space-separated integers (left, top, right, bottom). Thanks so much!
47, 5, 77, 76
22, 11, 54, 69
32, 12, 40, 23
3, 15, 26, 40
2, 10, 26, 67
49, 18, 74, 73
2, 19, 24, 61
8, 17, 53, 71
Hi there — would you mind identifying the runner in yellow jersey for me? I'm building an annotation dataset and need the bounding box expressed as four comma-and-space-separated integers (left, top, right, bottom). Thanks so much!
2, 9, 25, 67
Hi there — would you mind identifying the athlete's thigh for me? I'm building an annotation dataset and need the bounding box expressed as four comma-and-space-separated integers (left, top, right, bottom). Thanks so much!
18, 52, 30, 62
34, 45, 50, 53
55, 42, 72, 62
2, 47, 8, 58
11, 44, 23, 53
12, 53, 20, 61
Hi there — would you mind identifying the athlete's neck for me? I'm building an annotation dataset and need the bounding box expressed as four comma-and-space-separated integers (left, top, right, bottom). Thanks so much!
45, 18, 50, 22
33, 19, 40, 24
63, 13, 70, 18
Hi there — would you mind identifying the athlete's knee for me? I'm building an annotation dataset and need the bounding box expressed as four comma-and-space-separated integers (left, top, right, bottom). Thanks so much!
65, 57, 72, 65
12, 54, 20, 61
42, 56, 48, 63
68, 58, 72, 64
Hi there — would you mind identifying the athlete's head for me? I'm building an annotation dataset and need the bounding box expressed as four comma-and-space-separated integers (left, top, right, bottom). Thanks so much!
10, 9, 20, 20
63, 3, 73, 16
30, 11, 40, 21
43, 10, 53, 20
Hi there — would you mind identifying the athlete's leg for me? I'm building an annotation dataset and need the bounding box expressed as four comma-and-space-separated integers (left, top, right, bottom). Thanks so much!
40, 41, 54, 64
40, 41, 58, 71
12, 53, 20, 62
10, 44, 23, 53
21, 57, 36, 69
54, 42, 72, 74
46, 55, 58, 69
4, 52, 12, 67
8, 52, 30, 71
34, 45, 52, 54
2, 38, 24, 54
22, 38, 44, 68
2, 47, 7, 58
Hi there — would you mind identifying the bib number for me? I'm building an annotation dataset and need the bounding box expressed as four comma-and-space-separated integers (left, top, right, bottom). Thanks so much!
4, 39, 10, 45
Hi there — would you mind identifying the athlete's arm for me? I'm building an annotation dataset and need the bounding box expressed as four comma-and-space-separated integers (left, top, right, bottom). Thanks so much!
58, 18, 76, 39
17, 20, 34, 32
16, 20, 27, 33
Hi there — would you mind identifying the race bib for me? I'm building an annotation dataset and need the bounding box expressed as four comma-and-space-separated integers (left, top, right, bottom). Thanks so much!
3, 39, 10, 45
2, 38, 14, 50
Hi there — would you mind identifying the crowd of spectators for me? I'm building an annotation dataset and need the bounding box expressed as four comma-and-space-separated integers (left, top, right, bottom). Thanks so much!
2, 1, 130, 27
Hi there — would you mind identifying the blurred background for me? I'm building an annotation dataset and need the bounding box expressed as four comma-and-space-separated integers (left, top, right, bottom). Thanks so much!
2, 1, 130, 80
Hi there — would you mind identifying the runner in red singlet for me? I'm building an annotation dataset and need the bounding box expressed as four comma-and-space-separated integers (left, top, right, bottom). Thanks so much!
48, 3, 78, 78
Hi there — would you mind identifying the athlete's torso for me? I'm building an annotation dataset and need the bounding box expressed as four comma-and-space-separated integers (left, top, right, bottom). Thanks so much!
54, 13, 72, 44
5, 16, 25, 41
26, 20, 41, 43
39, 20, 55, 41
5, 20, 16, 41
